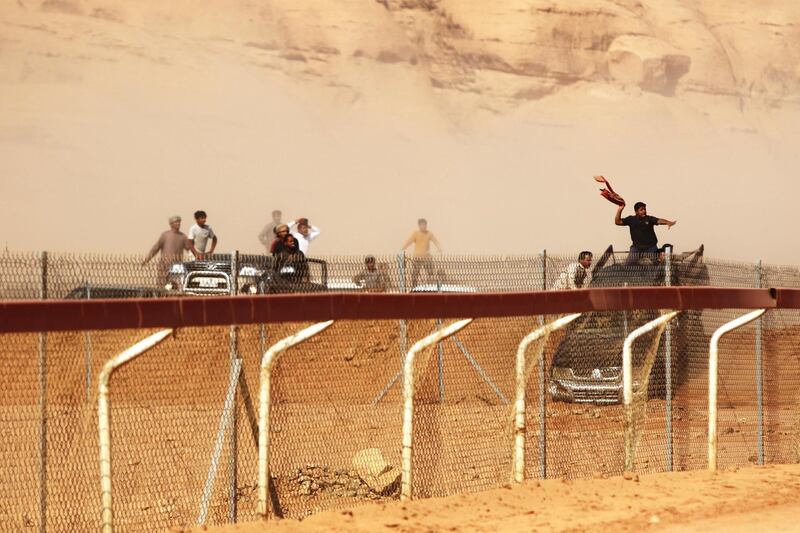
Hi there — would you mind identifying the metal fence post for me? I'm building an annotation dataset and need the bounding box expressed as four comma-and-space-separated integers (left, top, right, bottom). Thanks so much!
436, 281, 445, 403
755, 259, 764, 465
85, 283, 94, 404
228, 250, 239, 523
664, 245, 673, 471
538, 249, 547, 479
38, 251, 48, 533
397, 252, 407, 361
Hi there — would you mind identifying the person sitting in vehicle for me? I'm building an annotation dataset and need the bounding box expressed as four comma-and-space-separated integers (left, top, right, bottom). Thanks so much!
274, 233, 308, 282
353, 255, 389, 292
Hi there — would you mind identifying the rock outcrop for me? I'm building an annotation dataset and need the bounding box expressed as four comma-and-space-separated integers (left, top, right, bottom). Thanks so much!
6, 0, 799, 124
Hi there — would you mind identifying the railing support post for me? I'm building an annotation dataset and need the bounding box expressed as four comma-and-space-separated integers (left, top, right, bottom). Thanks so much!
755, 260, 765, 465
514, 314, 581, 482
38, 251, 48, 533
664, 245, 674, 471
228, 250, 239, 523
623, 311, 680, 473
538, 249, 547, 478
708, 309, 766, 472
98, 329, 173, 533
258, 321, 334, 518
401, 319, 472, 501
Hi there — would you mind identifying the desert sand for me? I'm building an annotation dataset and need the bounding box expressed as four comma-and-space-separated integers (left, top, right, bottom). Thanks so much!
1, 1, 800, 261
182, 464, 800, 533
1, 317, 798, 531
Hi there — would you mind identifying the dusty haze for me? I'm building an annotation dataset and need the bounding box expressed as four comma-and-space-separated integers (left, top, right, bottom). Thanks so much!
1, 1, 799, 262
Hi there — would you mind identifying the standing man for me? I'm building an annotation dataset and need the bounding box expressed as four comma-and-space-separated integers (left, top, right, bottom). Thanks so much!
142, 215, 188, 285
258, 210, 283, 252
551, 251, 593, 290
401, 218, 442, 288
615, 201, 676, 264
188, 210, 218, 259
288, 217, 321, 255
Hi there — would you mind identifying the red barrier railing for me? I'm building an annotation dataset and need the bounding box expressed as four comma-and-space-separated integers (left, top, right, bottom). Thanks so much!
0, 287, 785, 333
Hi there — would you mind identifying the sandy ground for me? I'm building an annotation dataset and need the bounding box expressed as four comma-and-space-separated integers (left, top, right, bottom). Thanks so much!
179, 464, 800, 533
1, 317, 798, 531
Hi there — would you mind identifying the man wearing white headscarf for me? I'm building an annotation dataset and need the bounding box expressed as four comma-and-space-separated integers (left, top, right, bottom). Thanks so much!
143, 215, 188, 284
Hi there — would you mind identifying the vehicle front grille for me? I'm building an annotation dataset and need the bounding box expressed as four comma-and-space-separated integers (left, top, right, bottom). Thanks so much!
184, 261, 232, 274
184, 271, 230, 294
571, 387, 620, 404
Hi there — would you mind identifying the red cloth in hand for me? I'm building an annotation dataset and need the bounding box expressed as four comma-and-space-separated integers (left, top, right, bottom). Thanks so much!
594, 175, 625, 206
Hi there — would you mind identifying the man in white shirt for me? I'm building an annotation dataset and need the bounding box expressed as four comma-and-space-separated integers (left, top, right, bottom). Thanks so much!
551, 251, 593, 290
188, 210, 218, 259
288, 217, 320, 255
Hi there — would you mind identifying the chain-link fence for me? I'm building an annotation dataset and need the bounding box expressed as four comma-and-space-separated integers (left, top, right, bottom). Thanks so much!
0, 248, 798, 531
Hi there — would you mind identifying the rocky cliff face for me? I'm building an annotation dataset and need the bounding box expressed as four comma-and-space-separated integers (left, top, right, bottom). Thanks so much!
2, 1, 799, 260
8, 0, 800, 127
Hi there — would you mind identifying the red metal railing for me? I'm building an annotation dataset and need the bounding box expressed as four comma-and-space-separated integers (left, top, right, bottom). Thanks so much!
0, 287, 785, 333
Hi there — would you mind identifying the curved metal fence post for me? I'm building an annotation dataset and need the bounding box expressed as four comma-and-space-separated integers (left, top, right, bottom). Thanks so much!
258, 320, 334, 519
402, 319, 472, 501
514, 314, 581, 483
708, 309, 766, 472
98, 329, 173, 533
623, 311, 679, 473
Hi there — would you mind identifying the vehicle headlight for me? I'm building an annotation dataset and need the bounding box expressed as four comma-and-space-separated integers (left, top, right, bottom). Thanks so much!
238, 266, 262, 277
169, 264, 186, 275
279, 266, 296, 275
551, 367, 575, 380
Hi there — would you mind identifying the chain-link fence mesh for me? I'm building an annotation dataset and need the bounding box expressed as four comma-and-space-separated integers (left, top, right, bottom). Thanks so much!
0, 249, 799, 531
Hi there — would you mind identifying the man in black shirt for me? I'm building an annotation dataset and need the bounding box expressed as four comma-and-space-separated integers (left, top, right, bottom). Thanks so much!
615, 201, 676, 264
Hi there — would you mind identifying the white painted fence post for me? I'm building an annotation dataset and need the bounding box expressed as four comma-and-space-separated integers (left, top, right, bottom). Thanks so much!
623, 311, 679, 473
98, 329, 173, 533
401, 319, 473, 501
708, 309, 766, 472
257, 321, 334, 519
513, 314, 581, 482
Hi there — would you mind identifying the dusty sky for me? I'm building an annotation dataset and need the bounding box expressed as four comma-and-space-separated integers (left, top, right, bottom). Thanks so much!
1, 2, 799, 264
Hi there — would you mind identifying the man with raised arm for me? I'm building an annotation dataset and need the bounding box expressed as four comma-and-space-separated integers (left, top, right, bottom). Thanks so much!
288, 217, 321, 255
615, 201, 676, 265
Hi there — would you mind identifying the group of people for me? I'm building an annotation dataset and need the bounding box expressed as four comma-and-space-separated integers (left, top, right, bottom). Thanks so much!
141, 210, 217, 281
554, 199, 677, 290
142, 196, 677, 292
143, 209, 321, 265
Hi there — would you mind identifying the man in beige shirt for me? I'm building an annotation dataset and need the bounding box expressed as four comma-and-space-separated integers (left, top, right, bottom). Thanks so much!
257, 209, 283, 252
143, 215, 188, 285
401, 218, 442, 288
